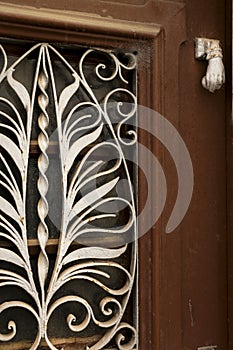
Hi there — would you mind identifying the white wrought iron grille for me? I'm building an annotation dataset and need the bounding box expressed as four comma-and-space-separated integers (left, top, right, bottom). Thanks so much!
0, 41, 137, 350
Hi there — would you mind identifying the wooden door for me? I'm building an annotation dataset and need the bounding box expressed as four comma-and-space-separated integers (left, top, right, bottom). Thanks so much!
0, 1, 230, 349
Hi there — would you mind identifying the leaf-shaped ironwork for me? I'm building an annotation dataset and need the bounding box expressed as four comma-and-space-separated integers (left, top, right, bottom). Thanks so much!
0, 43, 137, 349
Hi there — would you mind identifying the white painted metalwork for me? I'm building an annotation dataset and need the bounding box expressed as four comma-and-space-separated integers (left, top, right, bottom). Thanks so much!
37, 47, 50, 323
0, 43, 137, 349
195, 37, 225, 93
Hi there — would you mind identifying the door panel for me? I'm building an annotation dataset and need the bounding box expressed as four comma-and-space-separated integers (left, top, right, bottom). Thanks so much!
0, 1, 230, 349
179, 2, 228, 349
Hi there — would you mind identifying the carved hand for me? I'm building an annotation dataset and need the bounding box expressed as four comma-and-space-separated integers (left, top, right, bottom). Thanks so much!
202, 56, 225, 93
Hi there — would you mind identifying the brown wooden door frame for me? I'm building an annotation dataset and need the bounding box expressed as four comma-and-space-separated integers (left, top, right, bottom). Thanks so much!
0, 1, 231, 349
0, 4, 165, 349
0, 2, 188, 348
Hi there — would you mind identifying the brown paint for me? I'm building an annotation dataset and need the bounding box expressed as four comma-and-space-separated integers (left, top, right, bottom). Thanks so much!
0, 1, 230, 349
179, 2, 228, 349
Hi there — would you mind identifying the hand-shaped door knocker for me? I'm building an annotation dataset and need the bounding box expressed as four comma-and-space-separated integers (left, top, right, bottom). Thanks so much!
195, 38, 225, 93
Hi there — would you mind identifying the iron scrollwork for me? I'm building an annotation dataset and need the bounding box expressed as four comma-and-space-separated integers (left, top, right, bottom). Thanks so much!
0, 43, 137, 349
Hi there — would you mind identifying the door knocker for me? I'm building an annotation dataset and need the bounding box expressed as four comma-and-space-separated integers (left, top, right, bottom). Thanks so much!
195, 37, 225, 93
